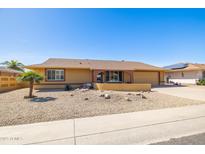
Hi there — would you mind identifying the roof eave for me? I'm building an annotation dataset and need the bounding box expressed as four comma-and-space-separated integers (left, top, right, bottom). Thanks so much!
25, 65, 91, 70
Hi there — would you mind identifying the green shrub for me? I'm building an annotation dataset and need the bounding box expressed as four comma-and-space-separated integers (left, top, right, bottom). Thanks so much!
197, 79, 205, 85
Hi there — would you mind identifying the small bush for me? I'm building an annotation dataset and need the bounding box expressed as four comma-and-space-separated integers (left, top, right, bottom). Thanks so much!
197, 79, 205, 85
65, 84, 71, 91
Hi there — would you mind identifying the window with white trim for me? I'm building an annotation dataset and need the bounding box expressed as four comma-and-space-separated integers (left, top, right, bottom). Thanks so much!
46, 69, 64, 81
105, 71, 123, 82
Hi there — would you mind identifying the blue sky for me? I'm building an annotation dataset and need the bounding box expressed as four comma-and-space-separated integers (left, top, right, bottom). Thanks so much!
0, 9, 205, 67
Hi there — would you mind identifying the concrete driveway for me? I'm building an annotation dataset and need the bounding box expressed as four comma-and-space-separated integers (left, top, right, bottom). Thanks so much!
1, 104, 205, 144
153, 86, 205, 101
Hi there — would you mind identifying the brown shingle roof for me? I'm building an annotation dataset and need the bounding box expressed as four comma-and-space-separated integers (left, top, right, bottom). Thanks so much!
26, 58, 165, 71
194, 64, 205, 70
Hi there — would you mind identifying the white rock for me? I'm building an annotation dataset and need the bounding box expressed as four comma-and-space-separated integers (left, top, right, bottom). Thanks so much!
80, 88, 89, 92
75, 88, 80, 91
125, 97, 131, 101
104, 94, 111, 99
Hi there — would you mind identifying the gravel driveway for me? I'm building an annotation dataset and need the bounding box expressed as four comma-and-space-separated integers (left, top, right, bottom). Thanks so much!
0, 88, 204, 126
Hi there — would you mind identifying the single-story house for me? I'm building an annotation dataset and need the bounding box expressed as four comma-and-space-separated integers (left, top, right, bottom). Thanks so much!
164, 63, 205, 84
25, 58, 165, 90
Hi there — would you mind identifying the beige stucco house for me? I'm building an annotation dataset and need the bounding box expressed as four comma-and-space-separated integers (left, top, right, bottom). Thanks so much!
165, 63, 205, 85
25, 58, 165, 90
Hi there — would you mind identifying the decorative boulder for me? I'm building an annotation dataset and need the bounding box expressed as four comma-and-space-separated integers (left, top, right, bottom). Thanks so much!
125, 97, 131, 101
136, 93, 141, 96
141, 94, 147, 99
104, 94, 111, 99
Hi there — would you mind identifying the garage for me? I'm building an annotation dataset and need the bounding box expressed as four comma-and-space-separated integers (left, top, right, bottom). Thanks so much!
133, 71, 159, 86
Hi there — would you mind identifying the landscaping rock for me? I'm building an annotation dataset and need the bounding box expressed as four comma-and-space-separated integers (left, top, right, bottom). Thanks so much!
99, 94, 105, 97
0, 88, 204, 127
125, 97, 131, 101
127, 93, 132, 95
70, 94, 74, 97
75, 88, 80, 91
82, 83, 93, 89
84, 97, 89, 100
141, 94, 147, 99
104, 94, 111, 99
136, 93, 142, 96
80, 88, 89, 92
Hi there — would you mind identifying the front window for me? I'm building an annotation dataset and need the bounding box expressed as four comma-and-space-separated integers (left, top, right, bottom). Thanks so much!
105, 71, 122, 82
47, 69, 64, 81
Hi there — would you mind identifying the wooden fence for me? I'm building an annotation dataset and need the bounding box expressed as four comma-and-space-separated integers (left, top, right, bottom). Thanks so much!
0, 75, 27, 93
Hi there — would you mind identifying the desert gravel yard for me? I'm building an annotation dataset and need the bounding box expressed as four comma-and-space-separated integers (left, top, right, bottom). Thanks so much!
0, 88, 204, 126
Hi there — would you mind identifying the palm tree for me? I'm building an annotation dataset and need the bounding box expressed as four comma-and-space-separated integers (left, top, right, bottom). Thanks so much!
17, 71, 43, 98
1, 60, 24, 72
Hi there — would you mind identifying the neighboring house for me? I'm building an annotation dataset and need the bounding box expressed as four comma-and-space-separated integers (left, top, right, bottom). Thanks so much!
0, 67, 23, 92
164, 63, 205, 85
25, 58, 165, 89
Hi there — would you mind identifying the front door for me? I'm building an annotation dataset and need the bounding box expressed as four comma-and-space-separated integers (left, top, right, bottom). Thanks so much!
97, 72, 103, 83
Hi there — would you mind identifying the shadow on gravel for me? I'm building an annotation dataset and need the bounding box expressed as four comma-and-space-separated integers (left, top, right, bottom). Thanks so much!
30, 97, 57, 102
153, 85, 187, 89
36, 89, 65, 93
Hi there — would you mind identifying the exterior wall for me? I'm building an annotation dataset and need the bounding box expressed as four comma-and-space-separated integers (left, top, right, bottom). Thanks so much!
0, 72, 26, 93
66, 69, 92, 84
94, 83, 151, 91
159, 71, 165, 84
123, 71, 133, 83
123, 71, 132, 83
165, 71, 203, 84
34, 84, 66, 90
32, 68, 92, 84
